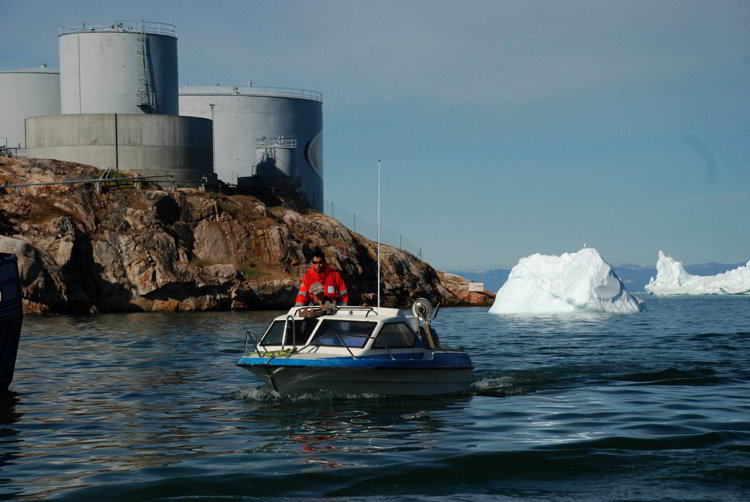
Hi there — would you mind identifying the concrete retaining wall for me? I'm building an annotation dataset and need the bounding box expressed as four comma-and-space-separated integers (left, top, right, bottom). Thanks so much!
25, 114, 214, 182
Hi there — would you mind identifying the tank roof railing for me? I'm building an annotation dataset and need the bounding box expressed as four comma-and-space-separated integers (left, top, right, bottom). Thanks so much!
59, 20, 177, 38
256, 137, 297, 149
180, 85, 323, 102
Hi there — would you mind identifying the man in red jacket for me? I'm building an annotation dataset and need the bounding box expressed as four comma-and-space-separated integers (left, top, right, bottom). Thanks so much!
295, 250, 349, 306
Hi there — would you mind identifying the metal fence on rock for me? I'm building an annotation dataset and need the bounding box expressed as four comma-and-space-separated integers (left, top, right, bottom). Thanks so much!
325, 202, 422, 261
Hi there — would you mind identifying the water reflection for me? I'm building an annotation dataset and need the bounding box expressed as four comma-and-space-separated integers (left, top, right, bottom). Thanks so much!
237, 394, 472, 469
0, 391, 23, 500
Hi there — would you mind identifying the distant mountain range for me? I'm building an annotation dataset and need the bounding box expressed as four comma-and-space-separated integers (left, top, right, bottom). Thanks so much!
448, 262, 746, 293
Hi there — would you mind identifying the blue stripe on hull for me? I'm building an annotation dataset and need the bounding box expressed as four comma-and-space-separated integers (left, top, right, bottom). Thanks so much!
237, 351, 472, 370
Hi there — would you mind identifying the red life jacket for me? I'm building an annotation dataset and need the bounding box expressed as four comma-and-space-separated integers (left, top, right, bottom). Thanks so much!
295, 264, 348, 305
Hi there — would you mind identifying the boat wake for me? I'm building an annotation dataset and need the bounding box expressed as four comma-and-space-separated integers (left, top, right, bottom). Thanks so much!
612, 367, 729, 386
471, 375, 516, 396
231, 385, 386, 402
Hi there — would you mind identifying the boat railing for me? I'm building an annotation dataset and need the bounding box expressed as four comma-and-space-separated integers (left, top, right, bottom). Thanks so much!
244, 329, 265, 356
293, 305, 379, 318
293, 331, 402, 361
283, 332, 366, 359
334, 334, 360, 359
336, 306, 380, 317
281, 315, 295, 350
374, 336, 397, 361
252, 327, 407, 362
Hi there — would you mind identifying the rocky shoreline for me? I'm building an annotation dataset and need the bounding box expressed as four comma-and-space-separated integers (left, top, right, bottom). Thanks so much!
1, 157, 494, 314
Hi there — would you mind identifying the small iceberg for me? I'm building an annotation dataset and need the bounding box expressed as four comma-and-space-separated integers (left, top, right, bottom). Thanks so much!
489, 248, 644, 314
645, 251, 750, 295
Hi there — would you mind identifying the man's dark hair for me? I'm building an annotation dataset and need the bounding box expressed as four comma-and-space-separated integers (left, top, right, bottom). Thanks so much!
311, 250, 326, 261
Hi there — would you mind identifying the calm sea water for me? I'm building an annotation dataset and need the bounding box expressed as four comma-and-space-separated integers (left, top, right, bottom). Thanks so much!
1, 296, 749, 501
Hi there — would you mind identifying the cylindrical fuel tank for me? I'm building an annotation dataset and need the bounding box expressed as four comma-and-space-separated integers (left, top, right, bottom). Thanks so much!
179, 86, 323, 210
0, 66, 60, 150
59, 21, 178, 115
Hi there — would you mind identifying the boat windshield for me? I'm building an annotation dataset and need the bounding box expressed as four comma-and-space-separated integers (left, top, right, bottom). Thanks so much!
372, 322, 420, 348
261, 318, 318, 346
311, 320, 376, 348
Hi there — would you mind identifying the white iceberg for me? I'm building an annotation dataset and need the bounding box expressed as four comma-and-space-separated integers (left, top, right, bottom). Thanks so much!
489, 248, 645, 314
645, 251, 750, 295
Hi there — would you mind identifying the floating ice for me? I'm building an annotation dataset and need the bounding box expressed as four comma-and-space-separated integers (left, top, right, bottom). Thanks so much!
489, 248, 644, 314
645, 251, 750, 295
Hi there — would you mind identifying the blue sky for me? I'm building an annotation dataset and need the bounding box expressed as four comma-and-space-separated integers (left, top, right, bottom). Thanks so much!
3, 0, 749, 269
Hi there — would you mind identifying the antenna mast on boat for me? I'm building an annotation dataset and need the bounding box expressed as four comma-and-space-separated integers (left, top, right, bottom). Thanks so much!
377, 159, 381, 308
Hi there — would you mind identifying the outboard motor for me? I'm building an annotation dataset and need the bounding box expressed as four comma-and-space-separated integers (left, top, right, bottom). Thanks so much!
0, 253, 23, 391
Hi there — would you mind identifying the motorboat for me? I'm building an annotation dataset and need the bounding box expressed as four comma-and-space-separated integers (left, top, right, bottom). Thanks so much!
236, 299, 473, 396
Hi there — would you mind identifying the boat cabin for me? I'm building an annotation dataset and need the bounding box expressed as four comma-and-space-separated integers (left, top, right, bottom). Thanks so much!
251, 305, 436, 354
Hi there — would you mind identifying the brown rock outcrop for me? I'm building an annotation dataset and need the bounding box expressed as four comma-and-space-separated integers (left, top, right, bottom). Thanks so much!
438, 272, 496, 307
1, 157, 489, 313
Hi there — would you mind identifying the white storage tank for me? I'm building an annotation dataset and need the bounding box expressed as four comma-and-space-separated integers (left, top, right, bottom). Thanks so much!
0, 65, 60, 151
59, 21, 178, 115
179, 86, 323, 210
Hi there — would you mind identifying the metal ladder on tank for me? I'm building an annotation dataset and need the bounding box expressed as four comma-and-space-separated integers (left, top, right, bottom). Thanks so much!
136, 32, 156, 112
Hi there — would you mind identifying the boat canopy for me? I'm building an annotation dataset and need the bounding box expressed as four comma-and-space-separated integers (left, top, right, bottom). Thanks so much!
257, 306, 424, 350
